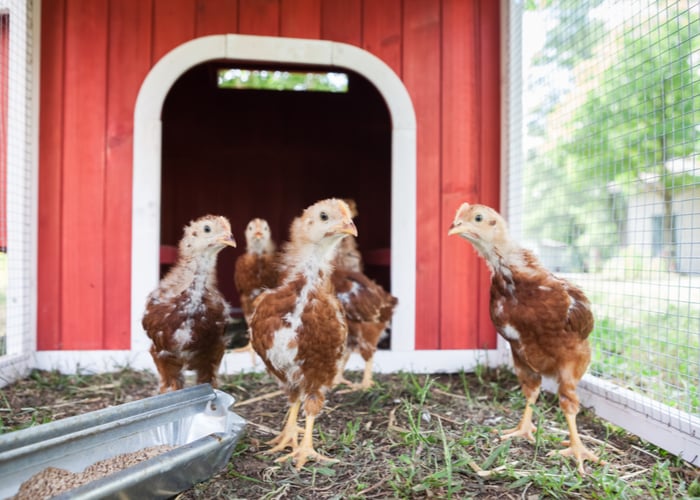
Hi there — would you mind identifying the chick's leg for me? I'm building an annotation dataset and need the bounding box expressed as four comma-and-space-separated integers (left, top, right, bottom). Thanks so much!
276, 394, 338, 470
231, 322, 258, 364
150, 346, 184, 393
336, 326, 380, 393
267, 399, 302, 453
500, 351, 541, 442
192, 340, 225, 388
334, 356, 376, 394
549, 370, 603, 474
232, 342, 258, 365
358, 355, 375, 390
333, 349, 353, 388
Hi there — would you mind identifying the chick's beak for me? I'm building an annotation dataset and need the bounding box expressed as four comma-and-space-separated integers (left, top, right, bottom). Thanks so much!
219, 234, 237, 248
336, 219, 358, 237
447, 221, 463, 236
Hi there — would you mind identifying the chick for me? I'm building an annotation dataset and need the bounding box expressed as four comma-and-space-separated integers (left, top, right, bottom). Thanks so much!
449, 202, 602, 474
232, 218, 280, 359
143, 215, 236, 392
250, 198, 356, 470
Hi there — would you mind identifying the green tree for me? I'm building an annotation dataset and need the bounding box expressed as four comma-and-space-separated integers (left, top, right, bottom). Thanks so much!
521, 1, 612, 266
566, 9, 700, 259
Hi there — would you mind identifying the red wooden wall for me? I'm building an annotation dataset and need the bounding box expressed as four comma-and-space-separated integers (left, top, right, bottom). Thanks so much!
37, 0, 500, 351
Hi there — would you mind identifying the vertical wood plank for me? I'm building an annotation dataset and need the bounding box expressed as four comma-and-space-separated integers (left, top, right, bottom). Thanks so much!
103, 0, 153, 349
321, 0, 361, 45
195, 0, 239, 36
440, 0, 480, 349
152, 0, 196, 64
403, 0, 441, 349
239, 0, 280, 36
476, 0, 500, 349
61, 0, 109, 349
280, 0, 321, 39
362, 0, 402, 77
37, 0, 66, 350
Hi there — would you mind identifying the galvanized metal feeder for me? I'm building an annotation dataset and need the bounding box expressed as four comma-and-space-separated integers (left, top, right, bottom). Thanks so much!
0, 384, 246, 499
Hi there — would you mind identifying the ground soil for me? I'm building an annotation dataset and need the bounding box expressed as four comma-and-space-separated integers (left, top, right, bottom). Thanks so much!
1, 367, 698, 499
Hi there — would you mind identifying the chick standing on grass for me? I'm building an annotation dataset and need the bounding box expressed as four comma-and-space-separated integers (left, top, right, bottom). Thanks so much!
142, 215, 236, 393
249, 198, 356, 470
448, 202, 603, 474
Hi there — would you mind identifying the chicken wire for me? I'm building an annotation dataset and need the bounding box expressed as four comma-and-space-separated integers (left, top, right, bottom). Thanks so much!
508, 0, 700, 462
0, 0, 35, 382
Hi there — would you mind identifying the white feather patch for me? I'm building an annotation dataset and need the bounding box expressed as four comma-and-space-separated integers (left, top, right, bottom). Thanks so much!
173, 320, 193, 349
500, 324, 520, 341
268, 326, 300, 382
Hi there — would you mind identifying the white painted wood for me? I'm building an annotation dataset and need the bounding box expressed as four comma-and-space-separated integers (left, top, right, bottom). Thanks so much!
33, 348, 506, 377
577, 375, 700, 466
390, 128, 417, 351
330, 41, 416, 130
225, 34, 333, 66
542, 374, 700, 466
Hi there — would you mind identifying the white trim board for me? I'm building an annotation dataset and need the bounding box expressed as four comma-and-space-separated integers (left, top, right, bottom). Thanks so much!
33, 349, 506, 378
131, 34, 417, 359
578, 375, 700, 466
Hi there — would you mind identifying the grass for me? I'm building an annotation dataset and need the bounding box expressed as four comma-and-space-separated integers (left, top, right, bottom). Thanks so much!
1, 367, 698, 498
586, 280, 700, 414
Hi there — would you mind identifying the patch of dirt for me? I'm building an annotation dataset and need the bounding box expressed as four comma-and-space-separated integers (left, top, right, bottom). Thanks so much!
1, 367, 698, 499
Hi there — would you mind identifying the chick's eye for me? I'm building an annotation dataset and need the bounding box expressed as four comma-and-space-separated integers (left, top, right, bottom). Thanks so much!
475, 214, 483, 222
204, 225, 211, 233
319, 212, 329, 222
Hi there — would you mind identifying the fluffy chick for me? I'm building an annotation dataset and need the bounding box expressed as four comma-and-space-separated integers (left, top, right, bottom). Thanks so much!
234, 218, 279, 323
250, 198, 356, 470
448, 202, 602, 474
332, 199, 363, 273
233, 218, 280, 359
143, 215, 236, 393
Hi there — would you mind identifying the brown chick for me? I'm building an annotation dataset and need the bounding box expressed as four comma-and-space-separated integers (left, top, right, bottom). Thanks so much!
233, 218, 280, 359
249, 198, 357, 470
142, 215, 236, 393
448, 202, 602, 474
332, 269, 397, 391
235, 218, 279, 322
332, 199, 363, 273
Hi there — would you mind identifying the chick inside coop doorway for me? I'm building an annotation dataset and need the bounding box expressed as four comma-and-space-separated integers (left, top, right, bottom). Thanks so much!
158, 61, 393, 344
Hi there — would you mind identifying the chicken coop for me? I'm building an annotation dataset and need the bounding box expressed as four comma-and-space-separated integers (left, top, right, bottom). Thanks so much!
0, 0, 698, 466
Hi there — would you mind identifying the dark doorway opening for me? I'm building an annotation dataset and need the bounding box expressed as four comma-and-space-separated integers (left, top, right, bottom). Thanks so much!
160, 61, 392, 317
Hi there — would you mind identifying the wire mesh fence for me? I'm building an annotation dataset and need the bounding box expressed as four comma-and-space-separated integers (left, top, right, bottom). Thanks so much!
510, 0, 700, 460
1, 9, 8, 356
0, 0, 35, 381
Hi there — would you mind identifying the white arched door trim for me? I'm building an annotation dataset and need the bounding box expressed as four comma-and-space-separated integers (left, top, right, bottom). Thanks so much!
131, 34, 417, 367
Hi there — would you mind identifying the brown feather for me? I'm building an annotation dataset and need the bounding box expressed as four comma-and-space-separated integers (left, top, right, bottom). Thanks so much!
332, 269, 397, 362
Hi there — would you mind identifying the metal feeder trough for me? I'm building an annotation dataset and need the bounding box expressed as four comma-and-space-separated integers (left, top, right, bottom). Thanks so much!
0, 384, 246, 499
